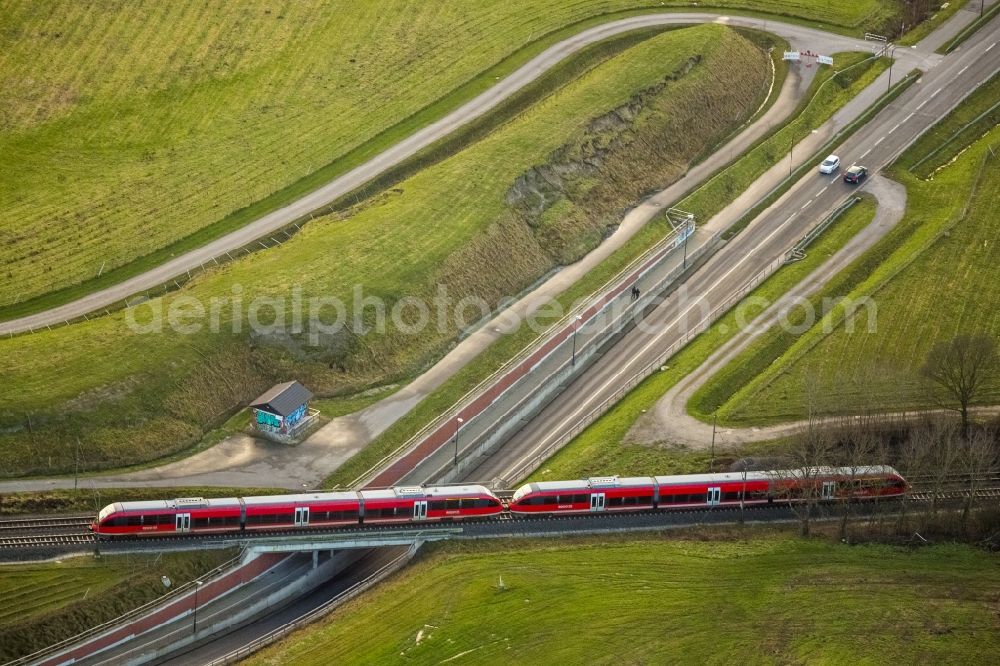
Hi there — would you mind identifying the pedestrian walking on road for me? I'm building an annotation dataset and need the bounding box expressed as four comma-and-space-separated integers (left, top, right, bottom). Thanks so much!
633, 286, 641, 301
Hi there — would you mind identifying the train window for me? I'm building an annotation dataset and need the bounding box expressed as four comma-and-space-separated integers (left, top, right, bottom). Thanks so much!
223, 516, 240, 526
158, 514, 174, 525
429, 501, 446, 511
606, 496, 623, 507
193, 517, 210, 528
637, 495, 653, 505
445, 499, 461, 510
126, 516, 143, 527
460, 499, 476, 509
571, 494, 587, 504
543, 495, 558, 505
724, 492, 741, 502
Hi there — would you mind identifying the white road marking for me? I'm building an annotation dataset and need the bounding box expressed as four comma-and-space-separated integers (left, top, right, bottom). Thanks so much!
859, 148, 872, 159
822, 183, 831, 192
873, 136, 886, 147
902, 112, 915, 123
930, 87, 942, 98
915, 99, 929, 111
987, 42, 996, 53
505, 213, 799, 473
957, 64, 970, 76
888, 122, 901, 134
801, 199, 813, 210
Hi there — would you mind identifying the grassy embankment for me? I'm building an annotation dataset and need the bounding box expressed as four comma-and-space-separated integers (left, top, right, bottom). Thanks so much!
696, 74, 1000, 426
0, 549, 236, 662
0, 0, 898, 319
0, 25, 771, 478
246, 532, 1000, 665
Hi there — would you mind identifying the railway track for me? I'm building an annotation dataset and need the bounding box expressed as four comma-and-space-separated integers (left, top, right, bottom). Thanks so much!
1, 484, 997, 551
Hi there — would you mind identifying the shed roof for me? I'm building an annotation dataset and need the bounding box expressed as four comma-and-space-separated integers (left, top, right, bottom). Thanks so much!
249, 380, 313, 417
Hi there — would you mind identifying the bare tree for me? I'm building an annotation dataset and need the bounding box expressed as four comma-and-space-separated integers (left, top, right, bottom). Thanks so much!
921, 334, 999, 437
775, 421, 836, 537
834, 416, 877, 542
957, 425, 999, 536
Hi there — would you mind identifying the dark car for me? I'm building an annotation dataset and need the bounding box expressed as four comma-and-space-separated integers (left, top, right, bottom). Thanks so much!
844, 165, 868, 184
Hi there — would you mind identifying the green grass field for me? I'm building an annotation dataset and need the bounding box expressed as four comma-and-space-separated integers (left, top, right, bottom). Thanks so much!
0, 25, 771, 478
0, 0, 898, 315
246, 532, 1000, 665
705, 115, 1000, 425
523, 198, 876, 482
0, 549, 235, 662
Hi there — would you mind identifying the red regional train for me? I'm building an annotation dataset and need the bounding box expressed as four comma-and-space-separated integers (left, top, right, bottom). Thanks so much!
91, 466, 907, 537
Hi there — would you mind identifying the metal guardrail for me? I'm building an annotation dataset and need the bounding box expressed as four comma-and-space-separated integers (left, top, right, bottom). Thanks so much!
909, 97, 1000, 172
346, 218, 696, 488
499, 252, 787, 486
784, 196, 861, 263
5, 548, 247, 666
202, 542, 422, 666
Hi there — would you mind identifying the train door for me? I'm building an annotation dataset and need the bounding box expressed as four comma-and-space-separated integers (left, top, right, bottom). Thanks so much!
706, 487, 721, 506
175, 513, 191, 533
413, 501, 428, 521
590, 493, 605, 512
821, 481, 836, 501
294, 507, 310, 527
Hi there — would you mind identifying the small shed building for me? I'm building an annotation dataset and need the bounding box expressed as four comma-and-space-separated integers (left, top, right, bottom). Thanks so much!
249, 381, 316, 441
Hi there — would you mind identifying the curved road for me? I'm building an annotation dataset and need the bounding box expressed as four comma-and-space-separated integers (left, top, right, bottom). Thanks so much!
0, 13, 936, 336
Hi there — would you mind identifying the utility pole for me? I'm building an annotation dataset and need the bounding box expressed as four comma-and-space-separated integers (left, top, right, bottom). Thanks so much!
571, 314, 583, 367
886, 44, 897, 93
453, 417, 464, 466
74, 437, 80, 491
192, 580, 204, 635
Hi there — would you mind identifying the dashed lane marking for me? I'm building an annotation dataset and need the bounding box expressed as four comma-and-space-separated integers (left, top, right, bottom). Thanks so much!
873, 136, 886, 147
987, 42, 996, 53
957, 64, 970, 76
859, 148, 872, 159
930, 87, 942, 98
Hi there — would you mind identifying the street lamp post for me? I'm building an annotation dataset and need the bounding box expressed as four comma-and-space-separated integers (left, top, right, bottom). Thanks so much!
453, 417, 464, 466
192, 580, 204, 635
886, 44, 897, 93
571, 314, 583, 367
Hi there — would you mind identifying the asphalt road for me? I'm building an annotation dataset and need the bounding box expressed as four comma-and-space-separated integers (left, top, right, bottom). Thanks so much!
0, 13, 932, 336
465, 15, 1000, 485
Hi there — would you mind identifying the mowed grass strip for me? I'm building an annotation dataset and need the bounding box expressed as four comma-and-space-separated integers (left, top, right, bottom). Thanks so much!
0, 549, 235, 662
0, 26, 770, 477
524, 198, 875, 482
716, 126, 1000, 425
0, 0, 895, 312
245, 533, 1000, 665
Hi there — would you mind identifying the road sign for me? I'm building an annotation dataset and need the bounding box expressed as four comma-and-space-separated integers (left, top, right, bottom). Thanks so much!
817, 55, 834, 66
783, 51, 800, 61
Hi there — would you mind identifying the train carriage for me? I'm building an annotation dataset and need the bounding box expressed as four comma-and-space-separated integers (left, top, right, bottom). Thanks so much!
508, 476, 658, 514
241, 491, 362, 533
359, 485, 502, 523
